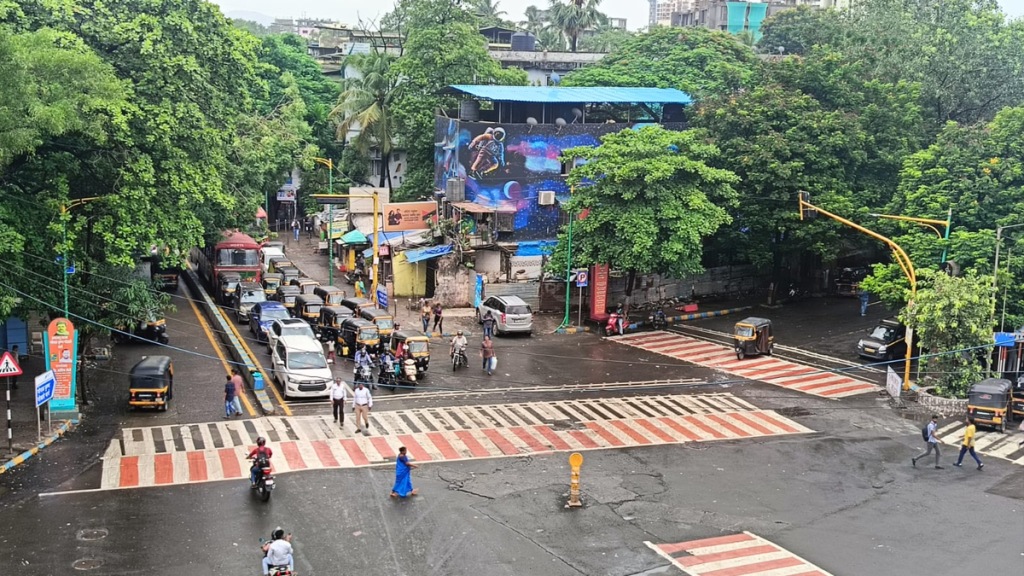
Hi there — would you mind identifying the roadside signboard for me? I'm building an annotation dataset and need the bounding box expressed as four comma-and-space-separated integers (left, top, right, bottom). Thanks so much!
0, 351, 22, 377
376, 287, 388, 310
44, 317, 79, 412
575, 270, 589, 288
35, 370, 56, 407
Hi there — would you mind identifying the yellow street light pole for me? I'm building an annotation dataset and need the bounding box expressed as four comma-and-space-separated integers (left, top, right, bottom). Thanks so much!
312, 158, 336, 286
799, 193, 917, 389
870, 208, 953, 263
311, 192, 381, 303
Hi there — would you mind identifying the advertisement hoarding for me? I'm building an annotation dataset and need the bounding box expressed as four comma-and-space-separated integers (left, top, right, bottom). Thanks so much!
44, 317, 78, 411
383, 201, 438, 232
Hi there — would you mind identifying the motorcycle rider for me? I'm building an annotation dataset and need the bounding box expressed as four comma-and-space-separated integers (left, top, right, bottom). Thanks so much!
653, 308, 667, 329
354, 344, 375, 389
247, 437, 273, 488
261, 527, 293, 575
450, 330, 468, 364
615, 304, 625, 335
378, 348, 396, 384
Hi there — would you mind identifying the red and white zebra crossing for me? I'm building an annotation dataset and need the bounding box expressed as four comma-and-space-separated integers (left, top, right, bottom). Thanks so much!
101, 393, 814, 490
612, 332, 878, 399
647, 532, 834, 576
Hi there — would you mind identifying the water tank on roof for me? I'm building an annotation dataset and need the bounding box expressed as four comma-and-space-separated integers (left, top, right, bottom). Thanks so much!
511, 32, 536, 52
459, 100, 480, 121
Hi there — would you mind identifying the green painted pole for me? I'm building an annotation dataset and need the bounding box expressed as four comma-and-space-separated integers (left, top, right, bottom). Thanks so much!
560, 214, 573, 328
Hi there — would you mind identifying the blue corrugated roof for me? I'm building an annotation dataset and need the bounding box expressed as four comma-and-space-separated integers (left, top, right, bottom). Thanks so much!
448, 85, 693, 105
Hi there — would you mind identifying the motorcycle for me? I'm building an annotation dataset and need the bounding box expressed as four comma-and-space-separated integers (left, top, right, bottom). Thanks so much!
604, 312, 626, 336
248, 454, 275, 502
355, 362, 374, 388
259, 529, 295, 576
451, 345, 467, 371
648, 310, 668, 331
378, 360, 397, 390
786, 283, 809, 301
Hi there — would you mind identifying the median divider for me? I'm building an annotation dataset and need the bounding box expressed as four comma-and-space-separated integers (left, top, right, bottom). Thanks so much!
183, 267, 276, 415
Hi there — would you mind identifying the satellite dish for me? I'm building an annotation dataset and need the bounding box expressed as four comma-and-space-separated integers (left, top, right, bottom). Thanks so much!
571, 107, 583, 118
555, 117, 567, 127
549, 72, 561, 85
526, 117, 538, 126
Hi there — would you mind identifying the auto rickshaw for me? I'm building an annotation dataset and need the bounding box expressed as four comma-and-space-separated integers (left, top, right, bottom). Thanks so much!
1013, 376, 1024, 422
291, 277, 320, 295
314, 285, 346, 307
733, 317, 773, 360
341, 296, 371, 313
967, 378, 1013, 432
390, 330, 431, 381
338, 317, 379, 357
128, 355, 174, 411
276, 285, 300, 312
317, 306, 355, 342
360, 308, 395, 340
112, 315, 171, 345
277, 265, 300, 285
294, 294, 324, 324
267, 257, 293, 274
216, 271, 242, 305
262, 272, 283, 299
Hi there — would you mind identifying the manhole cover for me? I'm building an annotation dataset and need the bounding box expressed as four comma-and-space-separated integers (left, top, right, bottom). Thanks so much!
73, 559, 104, 570
776, 407, 812, 418
76, 529, 108, 541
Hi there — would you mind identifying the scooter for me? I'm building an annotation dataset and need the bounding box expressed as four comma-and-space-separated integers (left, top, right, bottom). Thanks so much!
248, 454, 275, 502
355, 363, 374, 389
604, 312, 626, 336
378, 361, 397, 390
648, 310, 668, 331
402, 357, 418, 384
451, 346, 468, 371
259, 529, 295, 576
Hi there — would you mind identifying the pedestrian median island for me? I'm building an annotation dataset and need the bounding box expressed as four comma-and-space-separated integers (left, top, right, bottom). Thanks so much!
182, 267, 276, 415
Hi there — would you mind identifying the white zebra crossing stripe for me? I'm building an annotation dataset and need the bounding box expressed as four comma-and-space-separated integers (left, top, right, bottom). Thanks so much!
646, 531, 835, 576
100, 393, 814, 489
935, 421, 1024, 465
611, 332, 879, 399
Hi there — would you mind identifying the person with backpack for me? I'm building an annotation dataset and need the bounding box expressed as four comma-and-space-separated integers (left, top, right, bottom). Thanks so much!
912, 414, 942, 469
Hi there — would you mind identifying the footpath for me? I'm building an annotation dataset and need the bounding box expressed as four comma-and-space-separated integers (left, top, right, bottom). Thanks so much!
0, 352, 76, 475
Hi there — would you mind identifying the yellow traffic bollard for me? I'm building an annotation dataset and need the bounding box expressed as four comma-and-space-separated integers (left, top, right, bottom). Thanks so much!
566, 452, 583, 508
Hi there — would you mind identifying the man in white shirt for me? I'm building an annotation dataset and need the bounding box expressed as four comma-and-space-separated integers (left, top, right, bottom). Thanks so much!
351, 381, 373, 434
330, 378, 347, 427
262, 529, 293, 575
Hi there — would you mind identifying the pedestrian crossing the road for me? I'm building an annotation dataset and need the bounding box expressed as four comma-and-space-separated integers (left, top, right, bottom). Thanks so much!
610, 332, 878, 399
646, 532, 834, 576
934, 421, 1024, 465
101, 393, 814, 490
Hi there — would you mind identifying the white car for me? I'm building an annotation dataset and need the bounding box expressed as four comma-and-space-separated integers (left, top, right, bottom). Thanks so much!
270, 334, 332, 399
265, 318, 316, 354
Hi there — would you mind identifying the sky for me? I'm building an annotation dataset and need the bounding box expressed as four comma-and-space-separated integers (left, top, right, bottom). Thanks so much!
211, 0, 1024, 31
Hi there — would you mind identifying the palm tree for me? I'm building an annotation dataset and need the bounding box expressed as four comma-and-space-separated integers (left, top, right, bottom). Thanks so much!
520, 5, 546, 34
330, 52, 399, 190
469, 0, 507, 26
535, 27, 566, 51
546, 0, 605, 52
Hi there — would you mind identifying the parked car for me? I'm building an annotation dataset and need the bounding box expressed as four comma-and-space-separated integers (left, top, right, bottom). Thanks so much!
270, 334, 331, 400
856, 318, 915, 361
264, 317, 316, 354
476, 295, 533, 335
249, 302, 291, 343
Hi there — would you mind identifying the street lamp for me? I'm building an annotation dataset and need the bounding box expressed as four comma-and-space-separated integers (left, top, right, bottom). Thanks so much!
869, 208, 953, 263
59, 197, 101, 318
312, 158, 335, 286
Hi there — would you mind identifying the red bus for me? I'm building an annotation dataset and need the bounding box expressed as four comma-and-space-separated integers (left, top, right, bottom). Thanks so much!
193, 231, 262, 288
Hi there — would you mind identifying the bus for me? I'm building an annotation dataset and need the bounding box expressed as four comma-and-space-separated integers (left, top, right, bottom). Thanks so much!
193, 231, 262, 289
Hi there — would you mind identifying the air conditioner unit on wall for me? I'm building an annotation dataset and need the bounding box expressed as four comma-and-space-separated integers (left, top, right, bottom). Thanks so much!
537, 190, 556, 206
446, 178, 465, 202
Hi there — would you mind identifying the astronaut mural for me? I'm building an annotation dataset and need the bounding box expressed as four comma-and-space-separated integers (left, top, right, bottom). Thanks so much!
434, 117, 629, 240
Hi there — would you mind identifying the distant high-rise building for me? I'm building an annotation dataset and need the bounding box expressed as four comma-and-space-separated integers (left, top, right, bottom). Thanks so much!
669, 0, 845, 39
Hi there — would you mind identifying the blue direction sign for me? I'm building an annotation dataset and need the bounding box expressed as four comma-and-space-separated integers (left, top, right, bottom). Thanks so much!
376, 287, 388, 310
35, 369, 56, 407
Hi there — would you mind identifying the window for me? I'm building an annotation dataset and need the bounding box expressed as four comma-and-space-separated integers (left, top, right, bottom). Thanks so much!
287, 351, 328, 370
507, 305, 532, 315
217, 248, 258, 266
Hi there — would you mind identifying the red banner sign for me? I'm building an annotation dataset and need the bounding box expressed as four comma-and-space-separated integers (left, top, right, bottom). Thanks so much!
589, 264, 610, 321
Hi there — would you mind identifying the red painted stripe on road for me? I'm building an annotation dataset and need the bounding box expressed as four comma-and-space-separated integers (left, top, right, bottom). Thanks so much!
510, 427, 549, 453
425, 432, 461, 460
610, 420, 652, 444
701, 555, 804, 576
818, 383, 876, 396
767, 367, 817, 379
454, 430, 491, 458
784, 373, 842, 386
370, 436, 397, 460
748, 411, 802, 434
218, 448, 242, 478
657, 417, 701, 441
398, 434, 432, 461
658, 533, 753, 554
684, 415, 727, 439
645, 338, 692, 350
727, 412, 774, 436
795, 378, 858, 391
655, 343, 706, 355
585, 422, 625, 446
568, 430, 600, 449
788, 572, 829, 576
677, 544, 779, 567
706, 413, 752, 437
736, 363, 796, 377
634, 418, 676, 442
482, 428, 520, 455
154, 454, 173, 485
534, 425, 572, 451
187, 451, 208, 482
311, 440, 339, 468
279, 441, 306, 470
119, 456, 139, 488
339, 439, 370, 466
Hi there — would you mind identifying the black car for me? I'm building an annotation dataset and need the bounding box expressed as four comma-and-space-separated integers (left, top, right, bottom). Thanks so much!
856, 318, 911, 361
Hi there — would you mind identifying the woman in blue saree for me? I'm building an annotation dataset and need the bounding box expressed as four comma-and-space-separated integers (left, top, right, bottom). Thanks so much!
390, 446, 419, 498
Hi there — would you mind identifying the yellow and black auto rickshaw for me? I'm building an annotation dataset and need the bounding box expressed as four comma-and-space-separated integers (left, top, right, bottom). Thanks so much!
276, 285, 300, 312
216, 271, 242, 305
314, 285, 346, 307
113, 314, 170, 345
390, 330, 430, 381
291, 277, 320, 295
341, 296, 371, 313
277, 265, 300, 285
1013, 377, 1024, 422
294, 294, 323, 324
317, 306, 355, 342
967, 378, 1013, 432
262, 272, 283, 299
360, 308, 395, 341
128, 355, 174, 411
267, 257, 293, 274
733, 317, 773, 360
338, 317, 379, 357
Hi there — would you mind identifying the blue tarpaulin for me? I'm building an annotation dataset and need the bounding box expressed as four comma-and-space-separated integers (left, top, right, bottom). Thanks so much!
515, 241, 557, 257
446, 86, 693, 105
341, 230, 367, 244
403, 245, 454, 263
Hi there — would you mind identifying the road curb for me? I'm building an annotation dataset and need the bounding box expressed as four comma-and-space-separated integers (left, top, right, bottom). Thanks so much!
555, 326, 592, 334
608, 306, 753, 335
0, 419, 76, 475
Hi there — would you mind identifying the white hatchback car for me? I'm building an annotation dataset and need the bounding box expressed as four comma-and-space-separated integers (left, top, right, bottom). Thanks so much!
270, 334, 332, 399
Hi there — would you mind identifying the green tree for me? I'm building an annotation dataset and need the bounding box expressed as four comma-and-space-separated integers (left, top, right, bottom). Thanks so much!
757, 5, 847, 55
468, 0, 508, 27
331, 52, 399, 190
576, 25, 633, 53
901, 270, 992, 397
232, 19, 270, 37
547, 0, 605, 53
520, 4, 546, 34
563, 26, 757, 99
553, 126, 738, 294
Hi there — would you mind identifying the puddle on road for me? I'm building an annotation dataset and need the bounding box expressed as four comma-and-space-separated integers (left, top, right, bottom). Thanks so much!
73, 558, 104, 570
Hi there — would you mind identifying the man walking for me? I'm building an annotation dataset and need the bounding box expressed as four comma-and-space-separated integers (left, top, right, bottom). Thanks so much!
352, 381, 373, 434
230, 369, 244, 418
421, 300, 432, 333
912, 414, 942, 469
481, 335, 495, 376
482, 311, 495, 339
432, 302, 444, 334
223, 374, 236, 419
953, 417, 984, 470
329, 378, 346, 427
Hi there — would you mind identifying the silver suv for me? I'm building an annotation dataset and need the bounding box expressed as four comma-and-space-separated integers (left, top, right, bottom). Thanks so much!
477, 295, 533, 335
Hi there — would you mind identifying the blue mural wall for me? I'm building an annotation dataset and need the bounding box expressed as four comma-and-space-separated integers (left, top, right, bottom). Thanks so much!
435, 117, 647, 241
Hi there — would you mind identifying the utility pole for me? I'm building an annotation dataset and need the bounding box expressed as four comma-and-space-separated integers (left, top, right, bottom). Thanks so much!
60, 197, 101, 318
312, 158, 336, 286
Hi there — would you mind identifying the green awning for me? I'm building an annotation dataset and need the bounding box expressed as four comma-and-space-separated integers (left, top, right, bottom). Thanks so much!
341, 230, 367, 244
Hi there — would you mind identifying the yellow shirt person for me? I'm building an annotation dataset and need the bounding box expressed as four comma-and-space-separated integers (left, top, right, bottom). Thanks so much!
954, 417, 983, 470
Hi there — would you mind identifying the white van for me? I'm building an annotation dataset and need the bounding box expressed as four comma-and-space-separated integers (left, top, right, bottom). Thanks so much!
260, 247, 286, 274
270, 334, 331, 399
